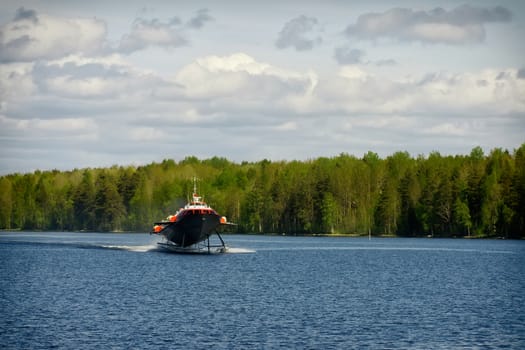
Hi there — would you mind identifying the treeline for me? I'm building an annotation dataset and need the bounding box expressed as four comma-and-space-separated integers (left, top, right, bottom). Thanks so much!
0, 145, 524, 238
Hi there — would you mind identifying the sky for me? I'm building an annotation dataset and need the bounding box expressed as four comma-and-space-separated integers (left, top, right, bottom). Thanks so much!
1, 0, 524, 174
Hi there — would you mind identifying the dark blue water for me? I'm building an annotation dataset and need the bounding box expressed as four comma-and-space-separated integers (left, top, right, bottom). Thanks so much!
1, 233, 524, 349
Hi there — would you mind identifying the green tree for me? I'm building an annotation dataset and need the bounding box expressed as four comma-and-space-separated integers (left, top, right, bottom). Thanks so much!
73, 171, 96, 231
117, 167, 139, 214
467, 147, 486, 234
0, 177, 13, 229
416, 153, 442, 236
14, 174, 37, 229
398, 169, 420, 236
510, 144, 525, 237
34, 174, 53, 230
94, 171, 126, 232
0, 146, 522, 238
435, 168, 454, 234
129, 170, 154, 231
362, 151, 384, 235
320, 192, 337, 233
454, 198, 472, 236
375, 152, 412, 235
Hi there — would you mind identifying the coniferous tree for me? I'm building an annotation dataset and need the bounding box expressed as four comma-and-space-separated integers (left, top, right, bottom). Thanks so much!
0, 145, 523, 238
73, 171, 96, 231
94, 171, 126, 232
0, 177, 13, 229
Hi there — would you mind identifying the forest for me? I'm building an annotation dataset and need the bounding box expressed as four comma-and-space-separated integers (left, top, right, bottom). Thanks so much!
0, 145, 524, 238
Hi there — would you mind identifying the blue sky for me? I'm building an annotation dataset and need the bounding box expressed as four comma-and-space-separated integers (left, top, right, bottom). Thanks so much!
1, 0, 524, 174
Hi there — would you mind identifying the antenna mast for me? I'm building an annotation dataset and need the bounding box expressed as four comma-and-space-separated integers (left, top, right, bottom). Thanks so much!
193, 176, 198, 195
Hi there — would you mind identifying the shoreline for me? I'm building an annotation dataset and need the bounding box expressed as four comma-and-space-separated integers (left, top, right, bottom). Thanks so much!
0, 230, 517, 240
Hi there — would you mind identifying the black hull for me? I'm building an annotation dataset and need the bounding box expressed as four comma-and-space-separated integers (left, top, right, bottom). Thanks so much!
160, 212, 221, 247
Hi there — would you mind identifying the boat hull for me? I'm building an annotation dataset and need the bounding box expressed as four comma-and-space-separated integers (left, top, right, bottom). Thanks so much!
160, 212, 221, 247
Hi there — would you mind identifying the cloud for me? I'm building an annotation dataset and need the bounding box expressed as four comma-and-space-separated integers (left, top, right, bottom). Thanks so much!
174, 53, 316, 102
0, 8, 107, 62
186, 9, 214, 29
275, 15, 322, 51
117, 9, 214, 54
0, 61, 35, 101
333, 47, 398, 67
5, 51, 524, 123
117, 17, 188, 54
1, 44, 523, 174
352, 115, 414, 129
334, 46, 365, 65
34, 64, 125, 99
422, 122, 467, 136
518, 68, 525, 80
290, 66, 525, 127
0, 114, 98, 138
169, 57, 524, 134
344, 5, 512, 44
13, 7, 38, 23
375, 59, 397, 67
0, 7, 216, 61
0, 54, 170, 105
274, 121, 298, 131
129, 127, 166, 141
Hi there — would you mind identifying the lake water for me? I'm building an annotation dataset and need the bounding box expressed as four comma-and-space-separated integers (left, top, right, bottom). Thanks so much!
1, 232, 524, 349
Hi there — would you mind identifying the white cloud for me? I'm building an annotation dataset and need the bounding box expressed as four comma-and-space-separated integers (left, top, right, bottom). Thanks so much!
129, 127, 166, 141
30, 55, 166, 99
118, 17, 187, 54
422, 122, 467, 136
338, 66, 369, 81
0, 7, 215, 63
345, 5, 512, 44
117, 9, 214, 54
0, 2, 522, 175
174, 53, 316, 103
4, 51, 523, 132
0, 62, 35, 101
409, 22, 484, 44
0, 114, 97, 137
36, 118, 95, 132
0, 8, 107, 62
312, 67, 525, 116
354, 116, 414, 129
410, 69, 525, 114
274, 121, 298, 131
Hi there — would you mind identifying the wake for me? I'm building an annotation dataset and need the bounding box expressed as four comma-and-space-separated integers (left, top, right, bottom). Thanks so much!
100, 244, 158, 252
101, 244, 255, 254
225, 247, 256, 254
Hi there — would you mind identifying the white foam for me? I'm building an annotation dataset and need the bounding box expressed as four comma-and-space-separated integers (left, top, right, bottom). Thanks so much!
101, 244, 157, 252
225, 247, 256, 254
101, 243, 255, 254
